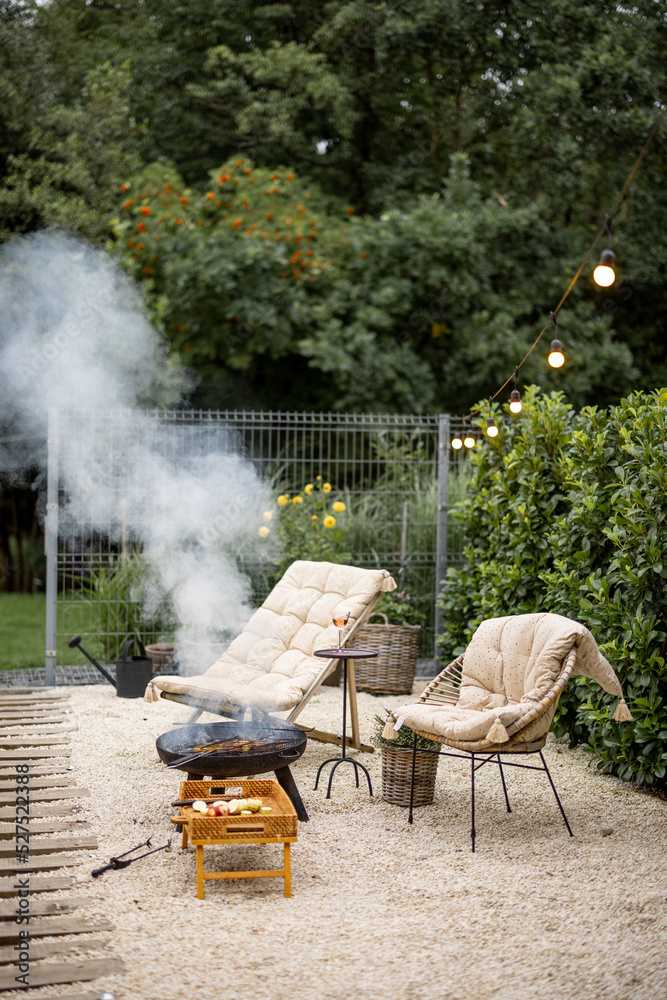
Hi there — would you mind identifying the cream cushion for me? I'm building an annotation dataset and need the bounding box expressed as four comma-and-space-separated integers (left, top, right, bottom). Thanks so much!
145, 560, 396, 713
395, 612, 624, 743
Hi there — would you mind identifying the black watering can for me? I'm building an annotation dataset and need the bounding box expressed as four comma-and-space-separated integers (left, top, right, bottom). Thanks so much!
69, 635, 154, 699
115, 638, 154, 699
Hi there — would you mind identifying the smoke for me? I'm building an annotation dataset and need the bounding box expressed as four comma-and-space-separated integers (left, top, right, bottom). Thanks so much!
0, 232, 274, 671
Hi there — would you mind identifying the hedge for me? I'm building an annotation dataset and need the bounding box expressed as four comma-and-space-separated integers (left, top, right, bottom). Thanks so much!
439, 386, 667, 789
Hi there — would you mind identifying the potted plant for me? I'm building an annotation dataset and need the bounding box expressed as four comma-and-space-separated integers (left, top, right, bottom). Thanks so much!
372, 709, 440, 807
354, 589, 425, 694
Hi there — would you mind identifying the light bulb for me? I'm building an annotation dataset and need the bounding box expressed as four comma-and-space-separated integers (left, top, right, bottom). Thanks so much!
509, 389, 522, 414
463, 435, 476, 448
548, 338, 565, 368
593, 249, 616, 287
451, 437, 463, 450
486, 417, 498, 437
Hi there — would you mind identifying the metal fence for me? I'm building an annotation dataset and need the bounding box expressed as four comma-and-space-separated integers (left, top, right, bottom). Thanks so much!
44, 409, 470, 682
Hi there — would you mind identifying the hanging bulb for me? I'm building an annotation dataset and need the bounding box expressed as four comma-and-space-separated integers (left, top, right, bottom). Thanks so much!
486, 417, 499, 437
548, 338, 565, 368
593, 249, 616, 287
509, 389, 522, 414
451, 436, 463, 450
463, 434, 476, 448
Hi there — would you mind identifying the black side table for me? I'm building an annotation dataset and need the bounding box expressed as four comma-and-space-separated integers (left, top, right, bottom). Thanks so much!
312, 648, 378, 799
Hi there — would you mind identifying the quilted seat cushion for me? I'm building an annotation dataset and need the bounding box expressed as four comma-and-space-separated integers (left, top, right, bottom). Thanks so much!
146, 560, 396, 713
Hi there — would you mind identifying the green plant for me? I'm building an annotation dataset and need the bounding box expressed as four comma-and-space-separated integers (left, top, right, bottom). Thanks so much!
371, 709, 437, 752
266, 478, 352, 579
438, 386, 667, 790
87, 553, 177, 662
373, 588, 425, 628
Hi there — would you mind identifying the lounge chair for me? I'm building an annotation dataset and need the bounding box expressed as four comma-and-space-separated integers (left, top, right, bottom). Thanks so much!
385, 613, 633, 849
145, 560, 396, 752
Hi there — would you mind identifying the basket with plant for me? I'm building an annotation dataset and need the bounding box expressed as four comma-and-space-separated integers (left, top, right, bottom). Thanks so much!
354, 589, 425, 694
372, 709, 439, 807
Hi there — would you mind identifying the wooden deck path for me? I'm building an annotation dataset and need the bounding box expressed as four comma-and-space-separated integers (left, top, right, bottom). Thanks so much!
0, 688, 123, 995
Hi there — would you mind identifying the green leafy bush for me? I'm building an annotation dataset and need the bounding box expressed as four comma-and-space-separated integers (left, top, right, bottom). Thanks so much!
439, 386, 667, 789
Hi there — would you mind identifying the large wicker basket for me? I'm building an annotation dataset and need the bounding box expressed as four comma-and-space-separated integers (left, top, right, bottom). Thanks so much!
353, 613, 420, 694
381, 746, 439, 807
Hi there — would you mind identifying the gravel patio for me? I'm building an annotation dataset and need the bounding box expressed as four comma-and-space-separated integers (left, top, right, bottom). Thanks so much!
10, 680, 667, 1000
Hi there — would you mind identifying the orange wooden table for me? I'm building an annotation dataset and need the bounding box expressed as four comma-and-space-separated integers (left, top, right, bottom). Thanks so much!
172, 778, 298, 899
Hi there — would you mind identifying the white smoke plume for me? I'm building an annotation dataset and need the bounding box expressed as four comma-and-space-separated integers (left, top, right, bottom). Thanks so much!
0, 232, 274, 672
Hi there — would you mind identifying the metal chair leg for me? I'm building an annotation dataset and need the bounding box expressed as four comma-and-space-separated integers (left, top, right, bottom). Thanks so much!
497, 754, 512, 813
408, 731, 417, 825
539, 751, 573, 837
470, 752, 476, 852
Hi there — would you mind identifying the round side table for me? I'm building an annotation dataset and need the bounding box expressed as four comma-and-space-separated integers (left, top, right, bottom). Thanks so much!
312, 648, 378, 799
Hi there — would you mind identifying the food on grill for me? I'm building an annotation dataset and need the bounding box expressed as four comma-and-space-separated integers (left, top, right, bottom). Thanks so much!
189, 736, 295, 755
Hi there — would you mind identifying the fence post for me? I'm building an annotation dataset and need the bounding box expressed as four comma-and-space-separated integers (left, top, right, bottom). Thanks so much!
434, 414, 450, 660
44, 409, 59, 686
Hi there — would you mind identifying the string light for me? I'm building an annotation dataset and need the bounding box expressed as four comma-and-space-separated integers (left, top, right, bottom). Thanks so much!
450, 111, 664, 450
593, 248, 616, 287
486, 398, 499, 437
593, 215, 615, 287
548, 311, 565, 368
509, 367, 522, 413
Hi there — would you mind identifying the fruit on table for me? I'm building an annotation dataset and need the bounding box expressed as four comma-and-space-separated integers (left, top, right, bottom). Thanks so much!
190, 796, 269, 816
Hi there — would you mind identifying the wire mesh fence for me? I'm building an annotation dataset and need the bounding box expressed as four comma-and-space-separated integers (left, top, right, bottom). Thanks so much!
48, 409, 471, 675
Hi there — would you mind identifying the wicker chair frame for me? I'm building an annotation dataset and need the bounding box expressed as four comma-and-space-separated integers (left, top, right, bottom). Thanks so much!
405, 647, 577, 851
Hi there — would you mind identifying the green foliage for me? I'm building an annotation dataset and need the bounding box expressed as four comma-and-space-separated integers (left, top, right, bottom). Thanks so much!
371, 709, 437, 752
267, 480, 352, 580
86, 555, 177, 663
439, 387, 667, 789
373, 590, 426, 628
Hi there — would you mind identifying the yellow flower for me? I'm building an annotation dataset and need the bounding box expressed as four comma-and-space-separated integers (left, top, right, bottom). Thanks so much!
304, 483, 313, 494
293, 495, 303, 505
316, 475, 322, 481
323, 515, 335, 528
259, 526, 270, 538
263, 511, 273, 522
332, 501, 345, 513
312, 515, 318, 521
277, 495, 289, 506
322, 483, 332, 493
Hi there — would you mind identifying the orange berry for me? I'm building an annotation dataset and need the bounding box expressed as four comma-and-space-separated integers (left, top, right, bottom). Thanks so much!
346, 207, 354, 214
243, 167, 252, 174
206, 192, 215, 200
124, 201, 132, 210
231, 219, 242, 229
360, 253, 368, 259
271, 174, 278, 180
136, 243, 144, 250
266, 213, 273, 219
175, 219, 182, 226
141, 206, 151, 216
306, 250, 314, 256
179, 197, 187, 205
127, 240, 135, 248
219, 173, 230, 182
287, 173, 294, 181
143, 266, 152, 274
137, 222, 146, 232
241, 200, 249, 207
236, 160, 243, 166
119, 184, 129, 191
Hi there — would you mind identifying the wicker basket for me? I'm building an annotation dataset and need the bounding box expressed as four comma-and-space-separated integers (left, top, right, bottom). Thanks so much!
179, 779, 298, 839
381, 746, 439, 807
353, 613, 420, 694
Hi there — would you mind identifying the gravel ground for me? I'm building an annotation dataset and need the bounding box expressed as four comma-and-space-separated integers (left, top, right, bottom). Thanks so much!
7, 682, 667, 1000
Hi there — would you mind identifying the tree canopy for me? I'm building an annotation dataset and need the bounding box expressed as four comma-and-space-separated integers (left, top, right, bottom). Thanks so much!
1, 0, 665, 412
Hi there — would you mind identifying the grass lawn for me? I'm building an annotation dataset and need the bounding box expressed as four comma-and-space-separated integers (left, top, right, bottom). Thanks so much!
0, 593, 45, 669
